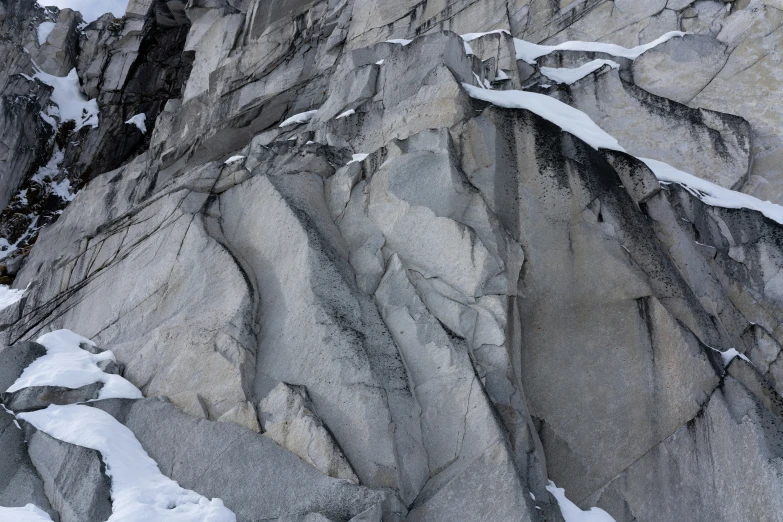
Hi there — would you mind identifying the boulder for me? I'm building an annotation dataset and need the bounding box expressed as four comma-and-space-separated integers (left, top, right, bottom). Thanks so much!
1, 383, 103, 413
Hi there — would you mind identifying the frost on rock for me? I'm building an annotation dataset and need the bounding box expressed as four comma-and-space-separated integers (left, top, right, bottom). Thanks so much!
125, 113, 147, 134
540, 59, 620, 85
33, 67, 99, 131
18, 404, 237, 522
0, 504, 54, 522
279, 110, 318, 128
640, 158, 783, 225
7, 330, 142, 401
546, 481, 616, 522
37, 22, 55, 46
462, 83, 624, 151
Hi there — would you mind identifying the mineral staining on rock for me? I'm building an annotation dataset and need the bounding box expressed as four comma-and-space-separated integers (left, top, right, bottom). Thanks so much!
1, 0, 783, 521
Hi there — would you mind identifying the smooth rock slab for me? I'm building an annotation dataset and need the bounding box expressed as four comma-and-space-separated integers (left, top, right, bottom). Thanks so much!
1, 383, 103, 413
25, 426, 112, 522
0, 409, 57, 521
95, 398, 392, 522
0, 341, 47, 393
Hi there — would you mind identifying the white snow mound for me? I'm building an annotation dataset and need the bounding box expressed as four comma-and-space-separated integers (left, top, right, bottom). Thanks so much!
19, 404, 237, 522
6, 329, 142, 400
547, 481, 616, 522
37, 22, 55, 46
33, 67, 99, 131
0, 504, 54, 522
125, 113, 147, 133
0, 285, 26, 312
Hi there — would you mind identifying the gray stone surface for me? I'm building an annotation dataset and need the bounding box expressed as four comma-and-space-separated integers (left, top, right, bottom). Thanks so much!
0, 341, 46, 393
1, 1, 783, 520
556, 66, 752, 189
0, 409, 57, 521
585, 377, 783, 521
259, 383, 359, 483
1, 383, 103, 413
95, 398, 393, 522
25, 426, 112, 522
632, 5, 783, 203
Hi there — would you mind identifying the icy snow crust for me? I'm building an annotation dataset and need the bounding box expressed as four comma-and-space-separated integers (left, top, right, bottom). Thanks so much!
33, 67, 99, 131
462, 83, 624, 151
547, 481, 616, 521
6, 330, 142, 400
19, 404, 236, 522
540, 59, 619, 85
0, 504, 54, 522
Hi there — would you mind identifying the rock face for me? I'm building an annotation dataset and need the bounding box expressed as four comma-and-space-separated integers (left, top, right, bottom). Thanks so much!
1, 1, 783, 521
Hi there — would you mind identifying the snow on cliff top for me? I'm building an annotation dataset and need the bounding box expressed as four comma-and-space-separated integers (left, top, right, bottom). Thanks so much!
462, 83, 624, 151
459, 29, 685, 64
640, 158, 783, 225
540, 59, 620, 85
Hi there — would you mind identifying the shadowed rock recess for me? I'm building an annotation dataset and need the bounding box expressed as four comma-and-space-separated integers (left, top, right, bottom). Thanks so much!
2, 0, 783, 521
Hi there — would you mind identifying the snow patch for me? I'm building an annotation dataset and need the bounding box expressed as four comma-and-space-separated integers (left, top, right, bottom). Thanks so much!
279, 109, 318, 128
18, 404, 236, 522
37, 22, 56, 45
513, 31, 685, 64
7, 329, 142, 401
224, 155, 245, 164
0, 504, 53, 522
639, 158, 783, 225
33, 67, 99, 131
125, 113, 147, 133
546, 481, 616, 522
463, 40, 474, 55
495, 69, 509, 81
717, 347, 751, 367
462, 83, 624, 151
336, 109, 355, 119
347, 153, 368, 165
0, 285, 26, 311
386, 38, 412, 46
540, 59, 620, 85
461, 30, 510, 42
375, 59, 384, 65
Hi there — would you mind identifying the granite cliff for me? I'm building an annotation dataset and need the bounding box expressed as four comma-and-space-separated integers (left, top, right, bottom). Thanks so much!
1, 0, 783, 521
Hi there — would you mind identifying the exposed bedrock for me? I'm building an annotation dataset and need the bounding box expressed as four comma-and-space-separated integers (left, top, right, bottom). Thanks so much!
1, 1, 783, 521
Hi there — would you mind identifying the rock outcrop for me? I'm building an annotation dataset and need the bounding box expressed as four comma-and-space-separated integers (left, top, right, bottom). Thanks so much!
1, 0, 783, 521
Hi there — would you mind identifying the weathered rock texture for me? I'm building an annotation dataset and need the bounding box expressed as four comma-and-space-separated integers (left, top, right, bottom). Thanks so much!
1, 1, 783, 521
